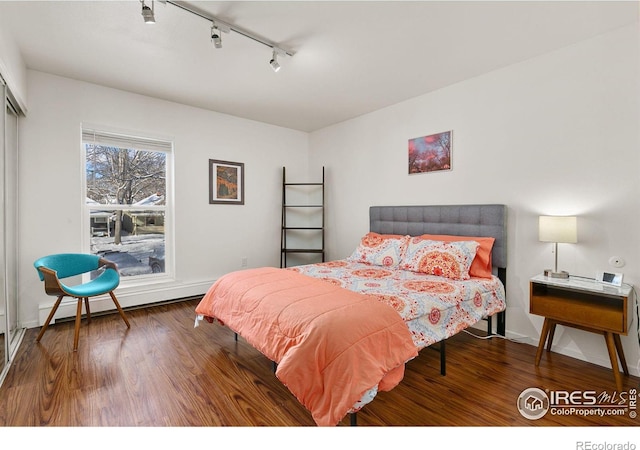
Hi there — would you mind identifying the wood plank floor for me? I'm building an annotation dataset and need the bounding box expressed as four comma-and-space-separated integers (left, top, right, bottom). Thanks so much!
1, 298, 638, 432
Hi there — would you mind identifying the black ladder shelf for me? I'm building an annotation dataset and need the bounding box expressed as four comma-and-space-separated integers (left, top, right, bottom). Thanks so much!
280, 166, 325, 268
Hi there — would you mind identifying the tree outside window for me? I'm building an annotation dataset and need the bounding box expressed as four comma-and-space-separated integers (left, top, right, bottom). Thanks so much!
84, 134, 170, 278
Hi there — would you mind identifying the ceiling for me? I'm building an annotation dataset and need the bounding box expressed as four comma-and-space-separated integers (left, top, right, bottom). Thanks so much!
0, 1, 637, 132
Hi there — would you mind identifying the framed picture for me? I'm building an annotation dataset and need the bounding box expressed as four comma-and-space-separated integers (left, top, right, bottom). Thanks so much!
408, 130, 452, 174
209, 159, 244, 205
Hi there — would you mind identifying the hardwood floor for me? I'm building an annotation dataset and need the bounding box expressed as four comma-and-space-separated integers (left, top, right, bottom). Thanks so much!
1, 298, 638, 433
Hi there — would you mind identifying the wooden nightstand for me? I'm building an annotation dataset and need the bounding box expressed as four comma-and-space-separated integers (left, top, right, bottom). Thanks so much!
530, 274, 633, 391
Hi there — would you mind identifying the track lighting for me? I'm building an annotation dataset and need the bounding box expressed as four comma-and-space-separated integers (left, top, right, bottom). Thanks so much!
269, 47, 288, 72
210, 21, 230, 49
269, 49, 281, 72
141, 0, 155, 24
147, 1, 294, 70
211, 25, 222, 48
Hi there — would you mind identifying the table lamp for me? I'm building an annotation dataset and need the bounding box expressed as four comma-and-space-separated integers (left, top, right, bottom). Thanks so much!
538, 215, 577, 279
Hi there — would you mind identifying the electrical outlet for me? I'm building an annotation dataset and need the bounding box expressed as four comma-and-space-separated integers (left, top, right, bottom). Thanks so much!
608, 256, 625, 268
241, 257, 248, 268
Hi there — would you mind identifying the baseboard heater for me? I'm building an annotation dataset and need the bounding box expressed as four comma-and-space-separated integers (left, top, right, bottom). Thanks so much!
37, 280, 213, 327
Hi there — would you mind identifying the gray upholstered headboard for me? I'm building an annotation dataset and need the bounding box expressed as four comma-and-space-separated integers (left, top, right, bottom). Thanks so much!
369, 204, 507, 270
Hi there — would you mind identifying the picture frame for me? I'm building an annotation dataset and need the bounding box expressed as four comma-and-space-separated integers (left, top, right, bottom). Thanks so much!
209, 159, 244, 205
408, 130, 452, 174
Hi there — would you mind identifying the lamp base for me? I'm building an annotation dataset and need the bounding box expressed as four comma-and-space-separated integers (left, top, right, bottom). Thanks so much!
544, 269, 570, 279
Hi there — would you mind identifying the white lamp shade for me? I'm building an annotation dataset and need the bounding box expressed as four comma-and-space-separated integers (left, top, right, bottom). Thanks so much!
539, 216, 578, 243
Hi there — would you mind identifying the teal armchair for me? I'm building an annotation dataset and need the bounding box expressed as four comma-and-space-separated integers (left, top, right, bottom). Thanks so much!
34, 253, 131, 351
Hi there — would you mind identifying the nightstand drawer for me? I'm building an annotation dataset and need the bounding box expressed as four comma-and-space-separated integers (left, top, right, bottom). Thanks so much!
530, 281, 627, 334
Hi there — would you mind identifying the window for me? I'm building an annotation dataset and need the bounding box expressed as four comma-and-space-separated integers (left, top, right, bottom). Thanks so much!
83, 127, 172, 280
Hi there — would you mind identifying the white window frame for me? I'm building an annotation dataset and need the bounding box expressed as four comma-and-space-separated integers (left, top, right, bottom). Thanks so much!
81, 124, 174, 285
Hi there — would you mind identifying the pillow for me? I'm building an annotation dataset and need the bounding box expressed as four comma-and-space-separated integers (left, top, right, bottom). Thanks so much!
348, 232, 409, 268
399, 238, 479, 280
415, 234, 495, 279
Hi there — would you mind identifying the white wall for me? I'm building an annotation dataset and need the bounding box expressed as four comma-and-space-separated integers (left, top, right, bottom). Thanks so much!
18, 70, 310, 328
310, 24, 640, 375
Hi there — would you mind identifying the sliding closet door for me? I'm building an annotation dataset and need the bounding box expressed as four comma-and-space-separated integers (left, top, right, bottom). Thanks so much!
4, 93, 19, 357
0, 77, 21, 384
0, 82, 6, 377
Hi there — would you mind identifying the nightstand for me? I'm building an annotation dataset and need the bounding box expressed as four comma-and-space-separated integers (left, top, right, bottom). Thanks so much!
529, 274, 633, 391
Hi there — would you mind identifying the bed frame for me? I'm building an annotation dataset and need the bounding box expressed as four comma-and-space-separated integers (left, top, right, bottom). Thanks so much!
369, 204, 507, 336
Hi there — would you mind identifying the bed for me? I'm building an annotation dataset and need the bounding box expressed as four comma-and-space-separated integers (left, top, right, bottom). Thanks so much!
194, 204, 507, 426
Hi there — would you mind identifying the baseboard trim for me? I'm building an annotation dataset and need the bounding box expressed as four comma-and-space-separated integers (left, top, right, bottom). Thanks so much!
35, 279, 215, 328
469, 321, 640, 378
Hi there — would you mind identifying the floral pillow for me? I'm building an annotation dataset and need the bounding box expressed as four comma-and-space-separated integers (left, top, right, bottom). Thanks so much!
415, 234, 495, 279
348, 232, 409, 268
399, 238, 479, 280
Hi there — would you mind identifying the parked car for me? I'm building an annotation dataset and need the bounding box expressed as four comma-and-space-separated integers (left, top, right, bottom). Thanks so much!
98, 251, 152, 277
148, 248, 165, 273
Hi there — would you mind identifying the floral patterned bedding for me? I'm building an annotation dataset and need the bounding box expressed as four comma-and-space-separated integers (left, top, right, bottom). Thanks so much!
287, 259, 506, 350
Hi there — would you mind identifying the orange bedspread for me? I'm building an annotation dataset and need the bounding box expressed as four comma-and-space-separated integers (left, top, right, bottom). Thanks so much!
195, 267, 418, 426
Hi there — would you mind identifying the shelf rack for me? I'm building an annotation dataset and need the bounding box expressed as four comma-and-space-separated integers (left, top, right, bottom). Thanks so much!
280, 166, 325, 268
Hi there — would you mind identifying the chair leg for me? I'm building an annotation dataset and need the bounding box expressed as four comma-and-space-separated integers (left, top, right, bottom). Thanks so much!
109, 291, 131, 328
84, 297, 91, 324
73, 298, 83, 351
36, 295, 64, 343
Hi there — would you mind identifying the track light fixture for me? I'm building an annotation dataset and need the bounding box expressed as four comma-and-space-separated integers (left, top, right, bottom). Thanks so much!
210, 21, 230, 49
149, 1, 294, 70
269, 48, 281, 72
141, 0, 155, 24
211, 25, 222, 48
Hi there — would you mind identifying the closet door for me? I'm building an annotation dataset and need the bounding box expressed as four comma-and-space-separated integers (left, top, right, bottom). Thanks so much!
4, 91, 19, 358
0, 82, 6, 377
0, 78, 20, 382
